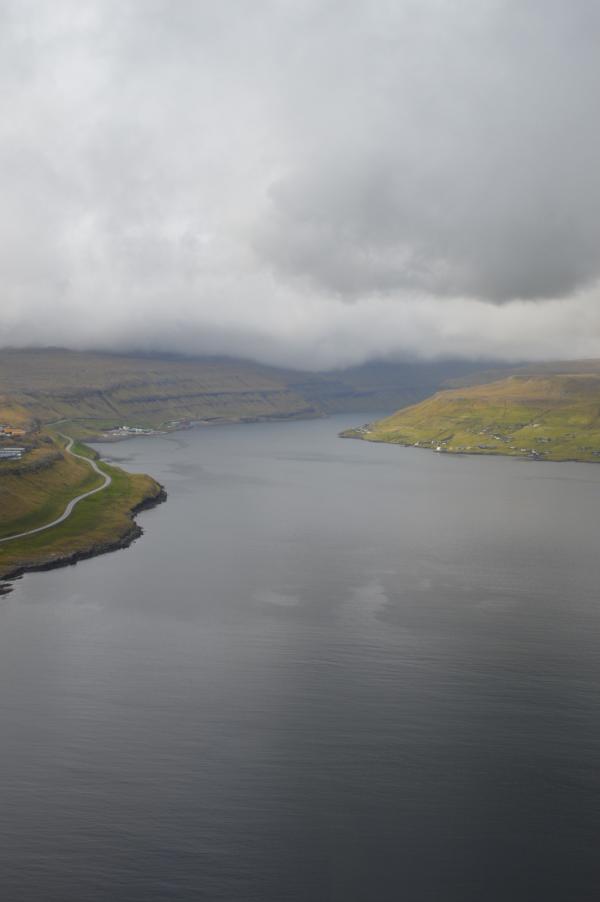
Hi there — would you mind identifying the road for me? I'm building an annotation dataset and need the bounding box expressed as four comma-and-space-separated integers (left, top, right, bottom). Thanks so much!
0, 435, 111, 545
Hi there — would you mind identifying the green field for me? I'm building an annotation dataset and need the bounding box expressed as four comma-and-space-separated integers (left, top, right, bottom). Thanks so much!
344, 372, 600, 462
0, 432, 163, 580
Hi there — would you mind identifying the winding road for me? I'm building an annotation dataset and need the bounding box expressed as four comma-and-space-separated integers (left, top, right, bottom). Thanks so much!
0, 434, 111, 545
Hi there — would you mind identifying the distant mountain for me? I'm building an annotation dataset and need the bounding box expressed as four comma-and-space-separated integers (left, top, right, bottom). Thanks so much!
285, 359, 497, 414
0, 348, 492, 438
344, 367, 600, 462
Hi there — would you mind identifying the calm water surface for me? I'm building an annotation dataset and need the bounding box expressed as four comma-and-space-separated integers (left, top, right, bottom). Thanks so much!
1, 415, 600, 901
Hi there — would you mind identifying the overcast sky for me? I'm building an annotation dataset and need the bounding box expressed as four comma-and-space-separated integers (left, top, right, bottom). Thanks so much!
2, 0, 600, 370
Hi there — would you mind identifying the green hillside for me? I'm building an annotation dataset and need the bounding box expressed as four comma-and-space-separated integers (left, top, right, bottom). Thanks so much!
0, 348, 490, 438
0, 349, 316, 437
344, 371, 600, 462
0, 431, 164, 581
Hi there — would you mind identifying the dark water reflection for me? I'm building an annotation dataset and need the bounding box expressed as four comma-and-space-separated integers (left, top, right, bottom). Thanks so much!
1, 415, 600, 901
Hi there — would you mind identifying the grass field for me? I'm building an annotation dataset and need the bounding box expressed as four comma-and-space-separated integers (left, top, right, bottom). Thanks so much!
345, 373, 600, 462
0, 432, 163, 580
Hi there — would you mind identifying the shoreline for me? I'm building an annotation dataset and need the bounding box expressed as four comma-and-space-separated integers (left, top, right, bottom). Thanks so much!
58, 408, 325, 443
0, 411, 327, 595
0, 484, 166, 594
340, 429, 600, 464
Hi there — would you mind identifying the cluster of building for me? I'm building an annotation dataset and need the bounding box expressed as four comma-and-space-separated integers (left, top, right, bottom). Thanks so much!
0, 423, 26, 436
104, 424, 159, 437
0, 424, 28, 461
0, 446, 26, 460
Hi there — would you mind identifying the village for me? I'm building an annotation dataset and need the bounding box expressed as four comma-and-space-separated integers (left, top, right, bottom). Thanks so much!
0, 423, 28, 460
101, 419, 205, 440
102, 424, 165, 439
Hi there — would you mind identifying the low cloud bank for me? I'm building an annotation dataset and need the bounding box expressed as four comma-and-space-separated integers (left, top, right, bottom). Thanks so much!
2, 1, 600, 369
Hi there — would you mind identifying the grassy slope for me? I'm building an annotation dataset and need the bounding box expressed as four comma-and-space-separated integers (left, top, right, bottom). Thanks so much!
0, 433, 163, 579
0, 349, 493, 438
0, 349, 317, 436
349, 373, 600, 462
0, 447, 101, 538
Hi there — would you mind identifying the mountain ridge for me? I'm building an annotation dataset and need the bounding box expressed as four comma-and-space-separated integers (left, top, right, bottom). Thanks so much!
0, 348, 491, 437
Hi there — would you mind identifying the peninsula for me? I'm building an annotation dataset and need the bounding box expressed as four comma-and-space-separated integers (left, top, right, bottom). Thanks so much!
343, 364, 600, 463
0, 426, 165, 587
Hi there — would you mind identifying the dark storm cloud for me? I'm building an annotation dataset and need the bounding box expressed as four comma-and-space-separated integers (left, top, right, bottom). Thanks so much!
1, 0, 600, 368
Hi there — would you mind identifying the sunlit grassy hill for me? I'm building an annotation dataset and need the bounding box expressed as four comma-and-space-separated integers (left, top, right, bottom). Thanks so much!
346, 370, 600, 462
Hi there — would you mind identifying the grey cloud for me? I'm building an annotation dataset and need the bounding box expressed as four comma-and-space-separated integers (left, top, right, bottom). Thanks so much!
255, 0, 600, 302
1, 0, 600, 369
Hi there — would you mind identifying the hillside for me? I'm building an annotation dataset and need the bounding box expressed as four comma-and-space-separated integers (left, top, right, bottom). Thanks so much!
0, 349, 316, 436
0, 348, 487, 438
0, 431, 164, 582
344, 371, 600, 462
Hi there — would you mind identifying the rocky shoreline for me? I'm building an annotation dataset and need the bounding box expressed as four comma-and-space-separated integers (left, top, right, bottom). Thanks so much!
0, 484, 167, 595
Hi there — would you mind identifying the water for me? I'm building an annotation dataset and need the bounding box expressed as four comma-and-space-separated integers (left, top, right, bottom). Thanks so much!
1, 414, 600, 901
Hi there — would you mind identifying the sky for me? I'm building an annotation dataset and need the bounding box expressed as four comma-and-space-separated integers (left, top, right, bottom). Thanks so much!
1, 0, 600, 370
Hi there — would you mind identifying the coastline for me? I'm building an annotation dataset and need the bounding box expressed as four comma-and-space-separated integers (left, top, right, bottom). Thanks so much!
0, 483, 167, 594
340, 428, 600, 464
70, 407, 324, 443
